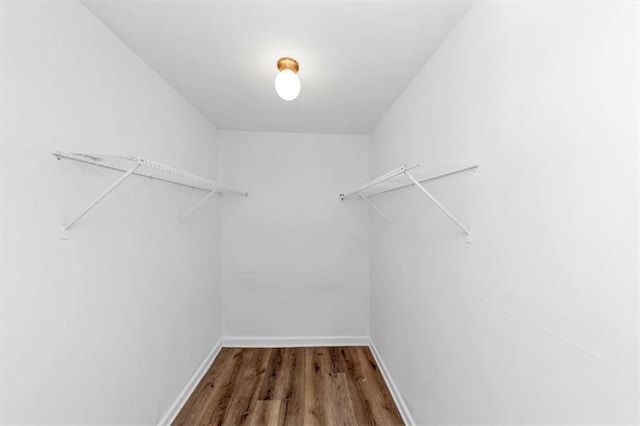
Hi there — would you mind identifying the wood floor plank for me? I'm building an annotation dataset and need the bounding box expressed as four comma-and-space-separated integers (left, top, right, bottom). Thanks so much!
328, 346, 348, 374
196, 348, 252, 425
342, 346, 378, 425
173, 346, 404, 426
303, 347, 330, 426
279, 348, 305, 426
247, 400, 282, 426
317, 347, 339, 422
354, 346, 404, 425
258, 348, 285, 401
221, 348, 271, 425
173, 347, 238, 426
330, 371, 359, 425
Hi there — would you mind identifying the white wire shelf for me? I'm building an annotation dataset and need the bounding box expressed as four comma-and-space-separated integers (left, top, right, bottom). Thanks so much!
54, 151, 248, 239
340, 163, 478, 243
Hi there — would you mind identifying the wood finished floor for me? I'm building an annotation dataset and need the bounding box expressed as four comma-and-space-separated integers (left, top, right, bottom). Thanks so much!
173, 346, 404, 425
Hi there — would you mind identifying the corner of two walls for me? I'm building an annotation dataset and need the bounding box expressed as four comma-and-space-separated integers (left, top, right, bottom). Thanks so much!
1, 1, 372, 423
368, 1, 639, 424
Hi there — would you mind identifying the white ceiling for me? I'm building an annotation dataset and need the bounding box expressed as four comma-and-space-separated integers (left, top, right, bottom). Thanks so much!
82, 1, 471, 134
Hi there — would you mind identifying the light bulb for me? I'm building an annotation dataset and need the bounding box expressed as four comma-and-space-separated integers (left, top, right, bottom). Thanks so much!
275, 69, 301, 101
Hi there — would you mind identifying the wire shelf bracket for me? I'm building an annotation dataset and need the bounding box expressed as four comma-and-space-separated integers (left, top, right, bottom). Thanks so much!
55, 151, 248, 239
340, 163, 478, 244
178, 188, 219, 224
359, 193, 392, 224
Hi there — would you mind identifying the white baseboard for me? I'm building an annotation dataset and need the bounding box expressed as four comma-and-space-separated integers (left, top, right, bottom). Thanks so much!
158, 336, 415, 426
368, 338, 416, 426
158, 338, 223, 426
222, 335, 370, 348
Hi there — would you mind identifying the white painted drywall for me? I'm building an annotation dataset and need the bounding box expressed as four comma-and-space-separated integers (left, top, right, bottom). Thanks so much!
219, 131, 369, 338
1, 2, 223, 423
369, 1, 639, 424
637, 5, 640, 423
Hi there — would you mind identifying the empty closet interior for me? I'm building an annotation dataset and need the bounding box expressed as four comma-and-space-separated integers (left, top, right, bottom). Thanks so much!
1, 1, 638, 425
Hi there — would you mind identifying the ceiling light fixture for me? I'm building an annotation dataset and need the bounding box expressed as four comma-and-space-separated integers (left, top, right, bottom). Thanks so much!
275, 57, 300, 101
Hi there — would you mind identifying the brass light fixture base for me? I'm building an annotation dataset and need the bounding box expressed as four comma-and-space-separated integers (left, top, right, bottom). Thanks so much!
277, 57, 299, 73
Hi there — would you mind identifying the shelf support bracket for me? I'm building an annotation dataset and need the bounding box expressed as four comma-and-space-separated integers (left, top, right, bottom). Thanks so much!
178, 188, 219, 223
60, 161, 142, 240
359, 193, 392, 224
403, 170, 470, 236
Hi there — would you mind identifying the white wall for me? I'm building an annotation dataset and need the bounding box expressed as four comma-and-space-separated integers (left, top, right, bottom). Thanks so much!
369, 2, 639, 424
1, 2, 223, 423
219, 131, 369, 339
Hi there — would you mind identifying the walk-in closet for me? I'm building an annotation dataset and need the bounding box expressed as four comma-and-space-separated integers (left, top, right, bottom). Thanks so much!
1, 1, 638, 424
